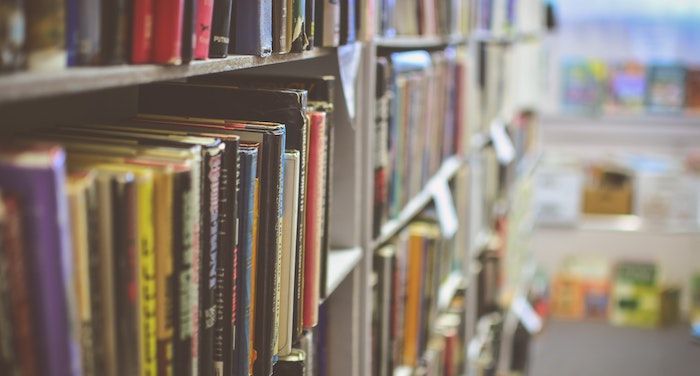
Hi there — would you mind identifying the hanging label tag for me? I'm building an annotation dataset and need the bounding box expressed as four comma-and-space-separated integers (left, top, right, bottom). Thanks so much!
337, 42, 362, 120
430, 178, 459, 238
512, 295, 542, 334
489, 119, 515, 165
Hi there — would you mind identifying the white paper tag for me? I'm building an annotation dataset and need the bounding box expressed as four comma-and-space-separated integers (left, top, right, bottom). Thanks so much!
489, 119, 515, 165
512, 295, 542, 334
430, 178, 459, 238
337, 42, 362, 120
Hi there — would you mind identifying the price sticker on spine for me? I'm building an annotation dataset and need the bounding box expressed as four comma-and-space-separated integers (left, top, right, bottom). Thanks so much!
430, 178, 459, 238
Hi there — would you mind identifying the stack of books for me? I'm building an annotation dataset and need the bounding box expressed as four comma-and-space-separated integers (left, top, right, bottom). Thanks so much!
0, 76, 337, 376
372, 218, 466, 376
0, 0, 364, 72
373, 48, 467, 236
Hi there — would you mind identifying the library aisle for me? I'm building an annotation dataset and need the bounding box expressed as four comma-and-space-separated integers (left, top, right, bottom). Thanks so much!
1, 0, 699, 376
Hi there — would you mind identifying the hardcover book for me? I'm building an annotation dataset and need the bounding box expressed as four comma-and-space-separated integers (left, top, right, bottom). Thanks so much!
314, 0, 340, 47
230, 0, 273, 56
75, 0, 101, 65
646, 65, 686, 114
181, 0, 196, 63
209, 0, 233, 57
131, 0, 153, 64
152, 0, 184, 64
234, 144, 259, 376
279, 151, 301, 356
194, 0, 215, 59
0, 144, 80, 376
272, 0, 290, 53
100, 0, 128, 64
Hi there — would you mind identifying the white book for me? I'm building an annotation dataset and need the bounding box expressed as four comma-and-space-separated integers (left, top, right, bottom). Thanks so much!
276, 150, 300, 356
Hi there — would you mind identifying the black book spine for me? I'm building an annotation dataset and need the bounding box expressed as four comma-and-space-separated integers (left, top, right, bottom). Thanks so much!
65, 0, 78, 65
181, 0, 197, 63
112, 177, 139, 376
0, 0, 25, 72
209, 0, 233, 57
173, 169, 194, 376
100, 0, 130, 64
304, 0, 314, 49
214, 142, 238, 376
199, 151, 221, 376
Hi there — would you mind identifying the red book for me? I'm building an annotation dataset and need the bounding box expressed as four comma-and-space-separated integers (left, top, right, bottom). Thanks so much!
302, 112, 328, 328
152, 0, 184, 64
131, 0, 154, 63
194, 0, 215, 59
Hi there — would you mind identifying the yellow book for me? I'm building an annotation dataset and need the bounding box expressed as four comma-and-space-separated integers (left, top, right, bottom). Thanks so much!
66, 171, 95, 376
403, 227, 425, 366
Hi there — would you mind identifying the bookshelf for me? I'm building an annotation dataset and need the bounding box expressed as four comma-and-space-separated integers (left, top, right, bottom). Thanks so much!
0, 49, 331, 104
0, 1, 548, 376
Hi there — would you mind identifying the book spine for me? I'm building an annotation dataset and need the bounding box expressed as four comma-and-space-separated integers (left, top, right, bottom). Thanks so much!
100, 0, 128, 64
290, 0, 307, 52
85, 178, 106, 375
215, 143, 237, 376
65, 0, 78, 65
315, 0, 339, 47
209, 0, 233, 57
302, 112, 327, 329
131, 0, 154, 64
114, 177, 140, 375
200, 153, 221, 376
152, 0, 184, 64
155, 172, 174, 376
174, 168, 195, 376
194, 0, 214, 59
249, 179, 260, 376
233, 149, 256, 376
76, 0, 101, 65
26, 0, 66, 70
339, 0, 356, 44
1, 196, 37, 376
0, 0, 26, 72
318, 107, 333, 300
0, 206, 15, 376
137, 176, 158, 376
272, 0, 289, 53
186, 166, 204, 375
230, 0, 272, 56
181, 0, 196, 63
304, 0, 314, 49
67, 177, 96, 376
278, 151, 300, 356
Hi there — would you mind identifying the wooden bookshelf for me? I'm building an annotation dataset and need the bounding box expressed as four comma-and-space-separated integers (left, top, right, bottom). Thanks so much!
0, 48, 331, 104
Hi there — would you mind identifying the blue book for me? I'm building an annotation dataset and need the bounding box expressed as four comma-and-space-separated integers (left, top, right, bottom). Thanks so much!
231, 0, 273, 56
65, 0, 79, 65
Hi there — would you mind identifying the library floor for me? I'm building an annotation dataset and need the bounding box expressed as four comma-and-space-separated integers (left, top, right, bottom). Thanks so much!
529, 319, 700, 376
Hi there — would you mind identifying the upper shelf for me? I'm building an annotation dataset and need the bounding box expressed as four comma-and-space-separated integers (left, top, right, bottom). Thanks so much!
375, 34, 469, 49
0, 48, 331, 104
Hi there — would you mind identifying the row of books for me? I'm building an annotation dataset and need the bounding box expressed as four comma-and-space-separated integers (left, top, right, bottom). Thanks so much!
372, 218, 466, 376
0, 74, 338, 376
562, 60, 700, 115
0, 0, 362, 72
376, 0, 472, 38
373, 48, 467, 237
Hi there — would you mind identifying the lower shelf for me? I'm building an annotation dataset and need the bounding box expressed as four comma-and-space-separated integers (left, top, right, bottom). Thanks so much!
324, 247, 363, 298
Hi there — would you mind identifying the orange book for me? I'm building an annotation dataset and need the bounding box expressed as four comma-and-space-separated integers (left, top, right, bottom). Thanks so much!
402, 230, 425, 366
